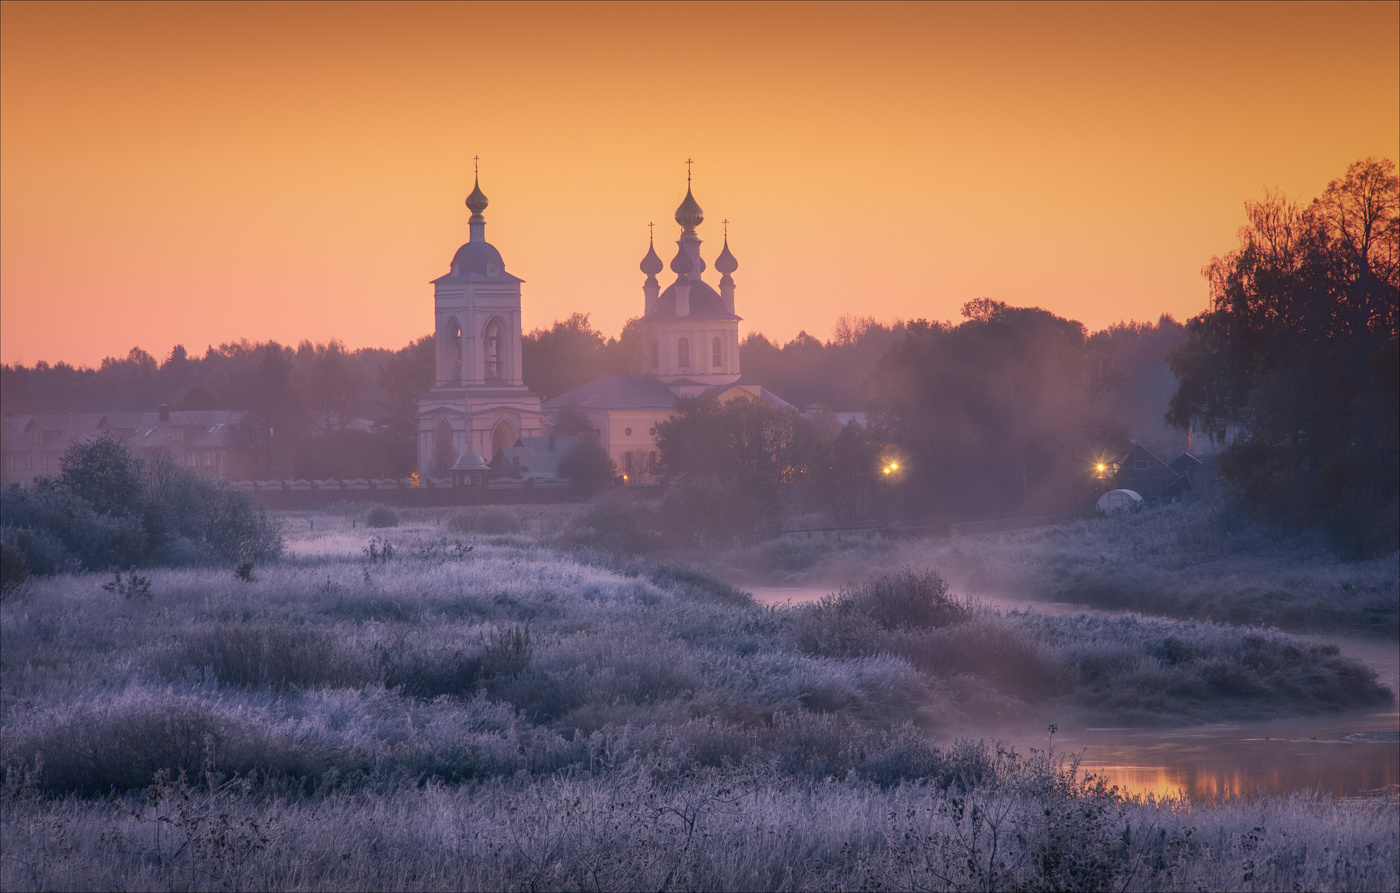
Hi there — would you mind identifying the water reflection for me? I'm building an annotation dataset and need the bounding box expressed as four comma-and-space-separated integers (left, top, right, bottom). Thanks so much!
1025, 712, 1400, 801
738, 582, 1399, 801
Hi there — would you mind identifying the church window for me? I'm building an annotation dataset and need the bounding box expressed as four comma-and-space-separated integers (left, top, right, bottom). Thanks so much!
484, 319, 503, 380
169, 428, 183, 443
447, 318, 463, 383
1133, 459, 1150, 470
487, 262, 497, 276
677, 337, 690, 367
39, 454, 47, 470
491, 419, 518, 462
712, 336, 722, 367
624, 427, 633, 437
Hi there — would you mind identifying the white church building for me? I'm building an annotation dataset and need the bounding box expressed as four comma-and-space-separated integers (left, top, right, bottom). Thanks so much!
543, 174, 792, 481
415, 172, 547, 478
416, 167, 789, 483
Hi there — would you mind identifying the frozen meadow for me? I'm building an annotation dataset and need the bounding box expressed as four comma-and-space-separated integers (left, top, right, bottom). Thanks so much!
2, 503, 1396, 891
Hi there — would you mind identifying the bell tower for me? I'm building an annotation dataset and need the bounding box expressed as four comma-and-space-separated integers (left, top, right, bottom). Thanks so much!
415, 162, 545, 478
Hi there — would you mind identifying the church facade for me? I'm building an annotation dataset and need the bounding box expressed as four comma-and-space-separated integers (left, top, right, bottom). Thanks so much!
415, 173, 547, 479
543, 176, 791, 480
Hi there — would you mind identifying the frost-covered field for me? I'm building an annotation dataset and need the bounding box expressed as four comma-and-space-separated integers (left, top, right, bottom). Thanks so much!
2, 505, 1395, 891
724, 499, 1400, 637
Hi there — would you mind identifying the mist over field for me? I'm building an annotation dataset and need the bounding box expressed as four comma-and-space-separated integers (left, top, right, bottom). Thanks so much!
2, 494, 1397, 891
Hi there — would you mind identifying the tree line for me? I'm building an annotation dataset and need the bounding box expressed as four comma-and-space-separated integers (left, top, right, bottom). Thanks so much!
8, 159, 1390, 552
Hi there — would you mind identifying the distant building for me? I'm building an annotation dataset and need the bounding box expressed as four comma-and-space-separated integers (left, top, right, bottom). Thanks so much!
415, 169, 548, 478
1111, 441, 1201, 502
1, 406, 287, 486
542, 174, 792, 480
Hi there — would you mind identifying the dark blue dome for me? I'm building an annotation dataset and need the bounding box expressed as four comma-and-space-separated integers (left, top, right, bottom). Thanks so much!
450, 240, 505, 277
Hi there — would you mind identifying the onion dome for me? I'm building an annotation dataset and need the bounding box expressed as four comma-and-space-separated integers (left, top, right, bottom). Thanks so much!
674, 186, 704, 230
715, 236, 738, 274
670, 245, 694, 275
465, 175, 489, 220
640, 238, 664, 276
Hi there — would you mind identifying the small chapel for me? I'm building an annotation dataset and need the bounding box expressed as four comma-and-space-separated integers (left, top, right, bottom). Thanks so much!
415, 169, 547, 478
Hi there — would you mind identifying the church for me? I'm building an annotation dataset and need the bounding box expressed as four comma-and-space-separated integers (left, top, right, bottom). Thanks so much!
542, 171, 792, 481
415, 170, 547, 478
417, 166, 789, 483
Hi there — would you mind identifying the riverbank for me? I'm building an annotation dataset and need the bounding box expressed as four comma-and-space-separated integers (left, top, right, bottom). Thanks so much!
711, 498, 1400, 638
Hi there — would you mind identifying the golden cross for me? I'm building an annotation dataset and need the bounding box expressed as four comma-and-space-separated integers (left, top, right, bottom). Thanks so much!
648, 221, 654, 239
473, 155, 479, 174
723, 218, 729, 236
685, 158, 693, 183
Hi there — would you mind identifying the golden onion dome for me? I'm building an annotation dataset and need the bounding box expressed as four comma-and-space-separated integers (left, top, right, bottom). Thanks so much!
465, 176, 489, 217
674, 186, 704, 230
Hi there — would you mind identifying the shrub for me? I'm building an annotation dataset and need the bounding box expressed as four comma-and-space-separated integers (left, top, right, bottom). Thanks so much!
0, 441, 282, 574
790, 568, 971, 658
58, 432, 144, 517
557, 438, 616, 498
843, 566, 969, 630
1, 481, 149, 571
365, 505, 400, 528
563, 496, 665, 553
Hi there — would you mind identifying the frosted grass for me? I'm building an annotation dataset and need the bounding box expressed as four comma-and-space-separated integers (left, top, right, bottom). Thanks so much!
3, 507, 1395, 891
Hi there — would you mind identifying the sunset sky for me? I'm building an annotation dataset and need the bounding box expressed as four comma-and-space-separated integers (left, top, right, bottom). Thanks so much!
2, 1, 1397, 368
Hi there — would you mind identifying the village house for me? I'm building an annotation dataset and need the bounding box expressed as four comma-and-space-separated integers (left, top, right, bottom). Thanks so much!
0, 406, 289, 486
1111, 441, 1203, 503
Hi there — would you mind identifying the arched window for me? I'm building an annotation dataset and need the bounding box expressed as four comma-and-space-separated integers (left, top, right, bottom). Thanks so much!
677, 337, 690, 368
711, 336, 722, 368
483, 319, 503, 380
491, 419, 517, 461
447, 318, 462, 382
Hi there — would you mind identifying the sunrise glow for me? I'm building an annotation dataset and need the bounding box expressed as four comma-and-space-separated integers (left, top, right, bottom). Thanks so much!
2, 1, 1397, 368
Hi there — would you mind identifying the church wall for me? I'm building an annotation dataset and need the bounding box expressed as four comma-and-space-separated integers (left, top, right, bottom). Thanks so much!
644, 320, 742, 383
600, 410, 670, 481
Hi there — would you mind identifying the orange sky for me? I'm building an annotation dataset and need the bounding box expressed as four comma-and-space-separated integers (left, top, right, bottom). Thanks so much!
2, 1, 1397, 368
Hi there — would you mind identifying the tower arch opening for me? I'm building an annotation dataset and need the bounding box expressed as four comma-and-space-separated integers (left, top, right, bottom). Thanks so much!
483, 317, 504, 381
446, 317, 463, 383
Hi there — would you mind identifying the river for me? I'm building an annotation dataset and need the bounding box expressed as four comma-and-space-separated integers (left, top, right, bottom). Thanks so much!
739, 582, 1400, 800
